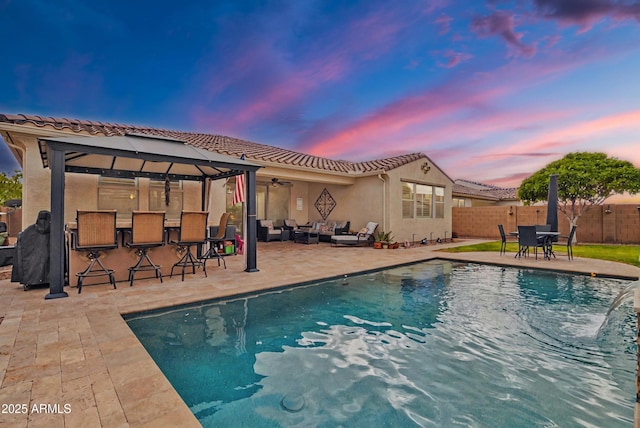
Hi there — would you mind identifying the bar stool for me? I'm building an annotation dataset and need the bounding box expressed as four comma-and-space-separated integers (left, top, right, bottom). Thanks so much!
170, 211, 208, 281
125, 211, 166, 287
74, 210, 118, 293
201, 212, 230, 270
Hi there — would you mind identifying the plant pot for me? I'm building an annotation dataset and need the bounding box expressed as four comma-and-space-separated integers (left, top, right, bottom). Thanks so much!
373, 242, 383, 249
382, 244, 388, 249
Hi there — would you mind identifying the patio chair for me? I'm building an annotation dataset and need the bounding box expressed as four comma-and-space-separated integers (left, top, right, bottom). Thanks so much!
497, 224, 507, 255
517, 225, 545, 260
557, 225, 577, 261
282, 219, 300, 240
74, 210, 118, 293
535, 224, 555, 258
257, 219, 287, 242
201, 212, 230, 269
331, 222, 378, 246
124, 211, 166, 287
170, 211, 208, 281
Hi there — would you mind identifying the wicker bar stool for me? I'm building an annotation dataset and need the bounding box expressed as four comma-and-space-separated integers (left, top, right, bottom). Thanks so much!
170, 211, 208, 281
201, 212, 230, 270
125, 211, 166, 286
74, 210, 118, 293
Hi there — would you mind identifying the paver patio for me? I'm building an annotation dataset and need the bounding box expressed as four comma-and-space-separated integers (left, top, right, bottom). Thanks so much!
1, 240, 639, 427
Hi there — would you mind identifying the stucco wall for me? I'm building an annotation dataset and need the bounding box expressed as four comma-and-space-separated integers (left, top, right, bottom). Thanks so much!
303, 158, 453, 243
307, 178, 382, 232
386, 159, 453, 243
9, 132, 52, 227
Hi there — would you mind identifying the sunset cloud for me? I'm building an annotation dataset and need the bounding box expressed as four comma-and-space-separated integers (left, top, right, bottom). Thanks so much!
2, 0, 639, 188
471, 10, 536, 57
534, 0, 640, 30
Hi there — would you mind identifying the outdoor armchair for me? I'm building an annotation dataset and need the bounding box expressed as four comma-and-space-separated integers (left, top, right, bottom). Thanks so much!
258, 219, 287, 242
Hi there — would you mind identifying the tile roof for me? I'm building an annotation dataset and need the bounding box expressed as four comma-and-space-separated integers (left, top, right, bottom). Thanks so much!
453, 180, 518, 200
0, 113, 426, 174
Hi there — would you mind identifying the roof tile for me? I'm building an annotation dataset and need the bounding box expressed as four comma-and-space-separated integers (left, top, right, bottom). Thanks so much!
1, 113, 428, 174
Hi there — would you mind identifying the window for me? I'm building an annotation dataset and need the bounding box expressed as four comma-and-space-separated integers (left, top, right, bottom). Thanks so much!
434, 186, 445, 218
149, 180, 183, 220
98, 177, 138, 219
402, 181, 445, 219
416, 184, 432, 218
453, 198, 466, 207
254, 183, 290, 223
402, 182, 413, 218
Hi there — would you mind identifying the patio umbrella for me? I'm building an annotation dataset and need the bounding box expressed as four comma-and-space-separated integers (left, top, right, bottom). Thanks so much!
546, 174, 558, 233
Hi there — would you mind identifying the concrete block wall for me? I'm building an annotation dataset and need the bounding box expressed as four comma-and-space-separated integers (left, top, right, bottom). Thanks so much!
453, 204, 640, 244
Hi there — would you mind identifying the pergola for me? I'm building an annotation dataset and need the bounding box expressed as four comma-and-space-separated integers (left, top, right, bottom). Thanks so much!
38, 133, 261, 299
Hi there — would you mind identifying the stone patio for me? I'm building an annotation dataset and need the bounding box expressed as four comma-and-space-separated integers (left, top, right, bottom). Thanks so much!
1, 240, 639, 427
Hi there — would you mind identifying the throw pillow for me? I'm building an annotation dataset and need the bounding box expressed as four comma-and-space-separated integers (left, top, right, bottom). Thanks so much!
0, 232, 7, 246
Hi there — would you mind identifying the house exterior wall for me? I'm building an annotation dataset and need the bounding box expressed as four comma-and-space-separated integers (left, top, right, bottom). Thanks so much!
307, 177, 382, 231
5, 132, 52, 227
303, 158, 453, 243
2, 126, 453, 245
386, 159, 453, 243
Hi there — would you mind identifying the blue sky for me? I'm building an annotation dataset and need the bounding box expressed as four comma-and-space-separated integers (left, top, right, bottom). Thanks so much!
1, 0, 639, 188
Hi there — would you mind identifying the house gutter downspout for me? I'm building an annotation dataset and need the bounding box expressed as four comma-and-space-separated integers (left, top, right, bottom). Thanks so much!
3, 132, 26, 160
377, 171, 386, 232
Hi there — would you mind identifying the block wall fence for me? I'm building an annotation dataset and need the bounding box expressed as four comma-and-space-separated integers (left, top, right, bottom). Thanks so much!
452, 204, 640, 244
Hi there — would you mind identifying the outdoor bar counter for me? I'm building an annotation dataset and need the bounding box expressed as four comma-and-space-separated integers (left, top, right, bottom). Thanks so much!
65, 220, 217, 286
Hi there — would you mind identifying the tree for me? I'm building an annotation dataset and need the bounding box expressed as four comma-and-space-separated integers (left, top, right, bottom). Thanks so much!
517, 152, 640, 240
0, 170, 22, 205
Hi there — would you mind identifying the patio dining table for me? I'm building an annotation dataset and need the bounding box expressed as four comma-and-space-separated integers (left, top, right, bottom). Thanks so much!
509, 230, 559, 260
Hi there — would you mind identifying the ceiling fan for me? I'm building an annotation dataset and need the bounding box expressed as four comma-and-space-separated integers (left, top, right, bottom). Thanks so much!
271, 178, 292, 187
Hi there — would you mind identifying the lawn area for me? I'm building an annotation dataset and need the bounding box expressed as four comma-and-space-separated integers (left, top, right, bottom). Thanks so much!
441, 241, 640, 268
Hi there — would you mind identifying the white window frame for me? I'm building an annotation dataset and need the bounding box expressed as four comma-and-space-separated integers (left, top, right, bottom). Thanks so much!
402, 181, 445, 219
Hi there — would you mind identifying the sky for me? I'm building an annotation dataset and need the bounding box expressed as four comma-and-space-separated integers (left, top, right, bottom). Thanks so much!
1, 0, 639, 189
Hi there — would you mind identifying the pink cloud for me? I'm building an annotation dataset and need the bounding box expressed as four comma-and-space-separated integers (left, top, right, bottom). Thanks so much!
190, 6, 434, 134
471, 10, 537, 58
435, 14, 453, 35
452, 109, 640, 186
438, 50, 473, 68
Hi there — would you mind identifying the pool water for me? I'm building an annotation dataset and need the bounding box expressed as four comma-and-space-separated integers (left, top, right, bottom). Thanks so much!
126, 261, 637, 427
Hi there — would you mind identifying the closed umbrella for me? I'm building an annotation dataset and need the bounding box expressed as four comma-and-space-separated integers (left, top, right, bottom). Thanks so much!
546, 174, 558, 234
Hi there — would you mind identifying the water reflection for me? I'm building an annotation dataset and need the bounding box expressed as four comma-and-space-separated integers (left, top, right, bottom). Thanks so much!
126, 262, 636, 427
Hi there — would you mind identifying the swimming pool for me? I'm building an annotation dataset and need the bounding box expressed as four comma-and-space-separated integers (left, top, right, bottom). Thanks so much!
126, 260, 636, 427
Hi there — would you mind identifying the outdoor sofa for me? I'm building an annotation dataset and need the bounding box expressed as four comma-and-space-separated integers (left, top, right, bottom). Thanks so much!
314, 220, 350, 242
284, 219, 350, 242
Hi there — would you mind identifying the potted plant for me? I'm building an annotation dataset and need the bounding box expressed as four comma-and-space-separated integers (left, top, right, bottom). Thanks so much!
374, 231, 393, 249
384, 232, 394, 249
374, 231, 389, 249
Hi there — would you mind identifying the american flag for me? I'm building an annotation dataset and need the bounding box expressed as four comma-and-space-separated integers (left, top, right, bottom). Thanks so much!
232, 154, 245, 205
232, 173, 245, 205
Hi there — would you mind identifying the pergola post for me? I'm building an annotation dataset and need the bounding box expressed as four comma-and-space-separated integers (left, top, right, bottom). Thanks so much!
45, 147, 68, 299
245, 170, 258, 272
